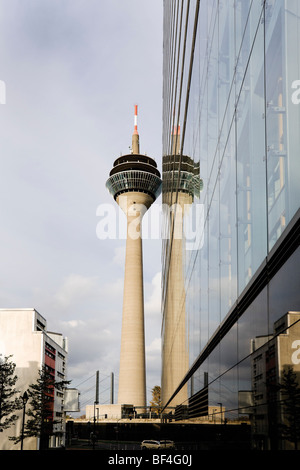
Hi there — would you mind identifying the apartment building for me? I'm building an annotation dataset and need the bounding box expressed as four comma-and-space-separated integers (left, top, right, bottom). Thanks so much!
0, 308, 69, 450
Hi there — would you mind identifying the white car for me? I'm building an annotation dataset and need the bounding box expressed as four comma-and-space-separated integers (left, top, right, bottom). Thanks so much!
141, 440, 161, 450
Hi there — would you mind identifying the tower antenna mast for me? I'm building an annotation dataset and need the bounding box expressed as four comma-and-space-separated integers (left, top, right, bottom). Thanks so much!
132, 104, 140, 154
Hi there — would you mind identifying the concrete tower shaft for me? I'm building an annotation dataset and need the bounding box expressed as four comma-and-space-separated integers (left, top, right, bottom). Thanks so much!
116, 191, 153, 408
106, 106, 161, 409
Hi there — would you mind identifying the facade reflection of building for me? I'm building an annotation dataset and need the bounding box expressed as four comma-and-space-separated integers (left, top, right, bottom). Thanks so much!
245, 311, 300, 450
161, 126, 202, 410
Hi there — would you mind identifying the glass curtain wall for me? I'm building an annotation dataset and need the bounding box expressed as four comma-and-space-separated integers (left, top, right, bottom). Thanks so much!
162, 0, 300, 450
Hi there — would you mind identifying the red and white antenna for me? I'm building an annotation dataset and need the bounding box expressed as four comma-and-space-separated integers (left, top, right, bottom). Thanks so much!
134, 104, 138, 135
132, 104, 140, 154
173, 124, 180, 135
172, 123, 181, 154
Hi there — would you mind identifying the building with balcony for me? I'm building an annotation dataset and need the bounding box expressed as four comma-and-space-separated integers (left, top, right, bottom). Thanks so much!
0, 308, 71, 450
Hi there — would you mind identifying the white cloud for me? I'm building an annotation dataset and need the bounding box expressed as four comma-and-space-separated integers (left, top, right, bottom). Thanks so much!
146, 337, 161, 355
112, 245, 126, 267
61, 319, 86, 328
54, 274, 99, 308
146, 337, 161, 391
145, 272, 161, 315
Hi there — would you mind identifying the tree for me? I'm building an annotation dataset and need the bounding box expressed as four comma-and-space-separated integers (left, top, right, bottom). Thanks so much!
278, 366, 300, 450
150, 385, 162, 414
11, 365, 70, 449
0, 355, 22, 433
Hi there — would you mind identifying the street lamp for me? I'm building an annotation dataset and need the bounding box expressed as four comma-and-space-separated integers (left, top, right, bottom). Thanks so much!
217, 402, 223, 424
114, 418, 122, 450
21, 391, 28, 451
92, 401, 99, 450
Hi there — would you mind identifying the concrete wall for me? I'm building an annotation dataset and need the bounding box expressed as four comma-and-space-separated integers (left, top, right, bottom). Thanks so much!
86, 404, 123, 420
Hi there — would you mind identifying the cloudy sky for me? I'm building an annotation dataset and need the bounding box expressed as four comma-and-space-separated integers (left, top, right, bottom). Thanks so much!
0, 0, 163, 408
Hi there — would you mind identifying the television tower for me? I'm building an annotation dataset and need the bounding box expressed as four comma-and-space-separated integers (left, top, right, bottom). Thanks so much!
106, 105, 161, 409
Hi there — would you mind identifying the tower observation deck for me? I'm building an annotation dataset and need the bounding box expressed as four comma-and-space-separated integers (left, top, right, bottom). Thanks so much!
106, 153, 161, 202
106, 105, 161, 409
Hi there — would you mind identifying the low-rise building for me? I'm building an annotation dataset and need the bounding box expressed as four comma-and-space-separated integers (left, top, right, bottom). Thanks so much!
250, 311, 300, 449
0, 308, 69, 450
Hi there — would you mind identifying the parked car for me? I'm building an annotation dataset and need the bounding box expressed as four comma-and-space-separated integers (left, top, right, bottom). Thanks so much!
141, 440, 161, 450
160, 439, 175, 449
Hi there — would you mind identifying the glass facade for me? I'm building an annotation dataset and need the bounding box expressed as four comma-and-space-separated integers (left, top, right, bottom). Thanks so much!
162, 0, 300, 450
